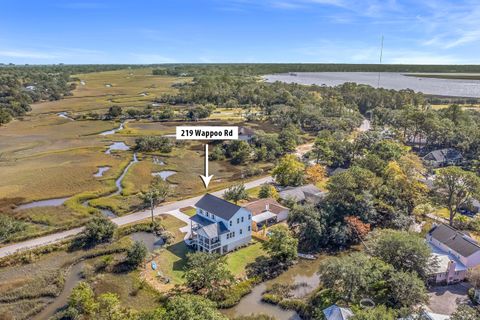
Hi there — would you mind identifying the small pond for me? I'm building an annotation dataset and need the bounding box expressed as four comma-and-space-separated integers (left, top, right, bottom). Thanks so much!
93, 166, 110, 177
152, 157, 165, 165
130, 231, 164, 252
105, 142, 130, 154
57, 112, 74, 121
15, 197, 70, 211
151, 170, 176, 181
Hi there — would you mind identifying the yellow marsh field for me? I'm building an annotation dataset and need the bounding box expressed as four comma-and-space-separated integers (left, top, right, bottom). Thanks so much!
0, 68, 261, 239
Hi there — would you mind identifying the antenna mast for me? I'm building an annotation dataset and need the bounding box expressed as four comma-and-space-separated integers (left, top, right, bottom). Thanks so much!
377, 35, 384, 88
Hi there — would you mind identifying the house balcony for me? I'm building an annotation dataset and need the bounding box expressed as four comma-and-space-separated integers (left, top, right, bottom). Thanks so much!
190, 234, 221, 250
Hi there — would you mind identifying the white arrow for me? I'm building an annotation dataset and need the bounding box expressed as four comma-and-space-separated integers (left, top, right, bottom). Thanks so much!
200, 144, 214, 188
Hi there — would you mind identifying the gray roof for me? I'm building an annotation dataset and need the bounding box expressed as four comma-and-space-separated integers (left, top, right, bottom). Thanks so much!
197, 221, 229, 238
195, 193, 242, 220
239, 126, 255, 136
191, 213, 215, 226
423, 148, 462, 163
323, 305, 354, 320
428, 224, 480, 257
278, 184, 325, 202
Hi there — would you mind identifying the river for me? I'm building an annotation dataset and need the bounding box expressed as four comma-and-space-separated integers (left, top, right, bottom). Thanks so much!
264, 72, 480, 98
222, 256, 326, 320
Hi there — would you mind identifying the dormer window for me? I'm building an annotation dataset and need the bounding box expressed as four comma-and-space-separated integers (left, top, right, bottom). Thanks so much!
229, 221, 232, 227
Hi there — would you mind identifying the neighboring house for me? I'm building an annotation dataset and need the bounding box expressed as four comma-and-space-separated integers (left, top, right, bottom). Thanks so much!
460, 198, 480, 215
322, 305, 354, 320
189, 194, 252, 254
422, 148, 463, 167
426, 224, 480, 284
243, 198, 289, 231
238, 126, 255, 141
278, 184, 325, 204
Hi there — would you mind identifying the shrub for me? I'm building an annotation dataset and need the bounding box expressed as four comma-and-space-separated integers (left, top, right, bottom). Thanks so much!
135, 136, 173, 153
82, 216, 116, 247
125, 240, 148, 268
216, 278, 258, 308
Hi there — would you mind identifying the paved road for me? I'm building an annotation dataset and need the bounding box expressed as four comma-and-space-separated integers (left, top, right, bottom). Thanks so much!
0, 176, 273, 258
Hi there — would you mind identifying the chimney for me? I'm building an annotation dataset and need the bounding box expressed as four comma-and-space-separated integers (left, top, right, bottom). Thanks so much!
265, 203, 270, 211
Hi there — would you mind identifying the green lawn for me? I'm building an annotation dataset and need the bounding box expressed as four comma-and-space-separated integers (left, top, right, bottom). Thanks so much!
225, 241, 265, 276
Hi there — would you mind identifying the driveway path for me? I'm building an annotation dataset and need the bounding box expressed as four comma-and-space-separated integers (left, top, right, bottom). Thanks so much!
0, 176, 273, 258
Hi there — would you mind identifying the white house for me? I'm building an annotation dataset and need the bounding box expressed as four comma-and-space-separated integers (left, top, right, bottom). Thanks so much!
189, 194, 252, 254
427, 224, 480, 284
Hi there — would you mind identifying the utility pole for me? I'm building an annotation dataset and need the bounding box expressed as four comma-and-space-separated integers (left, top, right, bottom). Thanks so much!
377, 35, 384, 89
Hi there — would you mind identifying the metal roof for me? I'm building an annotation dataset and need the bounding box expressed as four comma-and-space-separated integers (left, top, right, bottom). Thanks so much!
322, 305, 354, 320
195, 193, 242, 220
197, 221, 229, 239
252, 211, 277, 223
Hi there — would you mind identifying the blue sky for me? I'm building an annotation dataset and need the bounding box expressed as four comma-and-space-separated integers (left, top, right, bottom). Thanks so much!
1, 0, 480, 64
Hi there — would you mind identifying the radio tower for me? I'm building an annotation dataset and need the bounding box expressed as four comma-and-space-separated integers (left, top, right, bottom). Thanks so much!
377, 35, 384, 88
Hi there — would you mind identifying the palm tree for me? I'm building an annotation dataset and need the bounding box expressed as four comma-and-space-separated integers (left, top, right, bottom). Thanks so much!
141, 178, 170, 224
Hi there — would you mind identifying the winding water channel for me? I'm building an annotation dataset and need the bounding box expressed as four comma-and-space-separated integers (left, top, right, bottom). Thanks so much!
14, 153, 138, 218
99, 122, 125, 136
33, 232, 164, 320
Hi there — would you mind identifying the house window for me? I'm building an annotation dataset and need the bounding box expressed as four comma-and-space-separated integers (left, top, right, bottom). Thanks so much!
241, 217, 244, 222
248, 214, 251, 220
227, 234, 230, 239
248, 226, 251, 231
232, 231, 235, 237
229, 221, 232, 227
237, 218, 240, 224
240, 229, 243, 235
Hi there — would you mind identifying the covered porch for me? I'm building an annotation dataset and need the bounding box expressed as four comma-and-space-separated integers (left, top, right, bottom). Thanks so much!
252, 211, 277, 232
